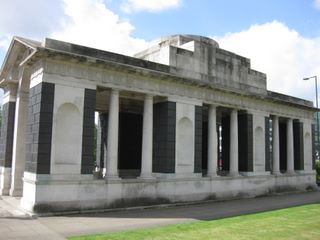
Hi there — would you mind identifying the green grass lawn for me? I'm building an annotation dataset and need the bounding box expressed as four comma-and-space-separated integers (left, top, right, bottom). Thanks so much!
69, 204, 320, 240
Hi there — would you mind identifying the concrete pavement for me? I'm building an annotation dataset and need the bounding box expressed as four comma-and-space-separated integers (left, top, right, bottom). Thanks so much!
0, 190, 319, 239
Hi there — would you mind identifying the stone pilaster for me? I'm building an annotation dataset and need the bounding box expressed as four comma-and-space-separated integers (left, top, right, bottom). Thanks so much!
10, 89, 29, 196
0, 83, 17, 195
293, 120, 304, 171
25, 82, 54, 174
81, 89, 96, 174
153, 101, 176, 173
194, 105, 202, 173
105, 89, 119, 180
140, 95, 154, 179
312, 124, 316, 169
229, 109, 239, 176
238, 113, 253, 172
207, 105, 218, 177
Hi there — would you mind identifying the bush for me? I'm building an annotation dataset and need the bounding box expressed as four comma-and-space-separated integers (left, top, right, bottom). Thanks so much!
316, 160, 320, 183
316, 160, 320, 175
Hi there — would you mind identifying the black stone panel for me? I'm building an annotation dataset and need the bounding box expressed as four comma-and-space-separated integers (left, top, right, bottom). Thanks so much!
279, 121, 287, 172
265, 117, 271, 171
293, 121, 304, 170
221, 115, 230, 171
0, 102, 16, 168
25, 82, 54, 174
153, 101, 176, 173
201, 120, 208, 171
81, 89, 96, 174
118, 112, 142, 170
194, 106, 202, 173
312, 124, 316, 169
238, 113, 253, 172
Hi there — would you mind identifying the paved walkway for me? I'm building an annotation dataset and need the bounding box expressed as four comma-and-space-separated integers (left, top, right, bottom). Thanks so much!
0, 190, 319, 239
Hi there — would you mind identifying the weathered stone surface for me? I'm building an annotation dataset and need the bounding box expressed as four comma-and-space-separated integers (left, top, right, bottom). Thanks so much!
0, 35, 317, 213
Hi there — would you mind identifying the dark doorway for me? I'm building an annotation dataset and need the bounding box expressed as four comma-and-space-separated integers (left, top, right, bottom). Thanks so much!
118, 112, 143, 178
202, 115, 208, 175
279, 121, 287, 173
221, 114, 230, 172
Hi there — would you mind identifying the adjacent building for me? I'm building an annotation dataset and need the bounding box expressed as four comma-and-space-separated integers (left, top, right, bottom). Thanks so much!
0, 35, 317, 213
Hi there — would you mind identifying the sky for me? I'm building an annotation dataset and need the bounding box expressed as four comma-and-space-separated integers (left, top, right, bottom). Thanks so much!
1, 0, 320, 104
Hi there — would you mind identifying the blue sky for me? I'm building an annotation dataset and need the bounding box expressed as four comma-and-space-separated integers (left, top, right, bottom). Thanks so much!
112, 0, 320, 39
1, 0, 320, 103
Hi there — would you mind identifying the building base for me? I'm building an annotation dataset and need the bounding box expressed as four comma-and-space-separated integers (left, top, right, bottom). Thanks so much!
21, 172, 317, 214
0, 167, 11, 195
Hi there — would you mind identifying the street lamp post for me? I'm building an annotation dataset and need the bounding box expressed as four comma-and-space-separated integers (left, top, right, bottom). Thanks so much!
303, 75, 319, 158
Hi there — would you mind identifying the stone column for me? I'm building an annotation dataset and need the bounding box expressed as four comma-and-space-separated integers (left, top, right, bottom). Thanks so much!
105, 89, 120, 180
10, 89, 29, 196
207, 104, 218, 177
272, 116, 280, 174
96, 116, 102, 170
0, 82, 17, 195
140, 95, 154, 179
229, 109, 239, 176
287, 118, 295, 174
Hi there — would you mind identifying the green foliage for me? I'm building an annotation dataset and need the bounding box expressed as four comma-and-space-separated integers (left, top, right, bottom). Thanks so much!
69, 204, 320, 240
315, 160, 320, 176
316, 160, 320, 183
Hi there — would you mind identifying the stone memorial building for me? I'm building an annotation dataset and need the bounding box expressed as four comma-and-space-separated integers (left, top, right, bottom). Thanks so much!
0, 35, 317, 213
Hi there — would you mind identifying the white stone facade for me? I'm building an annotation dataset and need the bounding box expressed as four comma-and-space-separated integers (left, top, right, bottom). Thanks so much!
0, 35, 317, 214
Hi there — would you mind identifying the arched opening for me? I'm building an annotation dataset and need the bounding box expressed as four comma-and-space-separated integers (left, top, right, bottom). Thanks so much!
53, 103, 82, 173
254, 126, 264, 171
176, 117, 193, 173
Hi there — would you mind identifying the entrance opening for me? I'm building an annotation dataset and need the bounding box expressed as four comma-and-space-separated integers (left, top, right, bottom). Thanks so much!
118, 97, 143, 178
95, 88, 144, 179
201, 106, 208, 175
220, 112, 230, 174
279, 121, 287, 173
118, 112, 143, 178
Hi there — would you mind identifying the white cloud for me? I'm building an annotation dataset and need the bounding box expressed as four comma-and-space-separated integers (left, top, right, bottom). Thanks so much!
52, 0, 149, 55
0, 0, 64, 46
214, 21, 320, 102
0, 35, 11, 50
315, 0, 320, 9
121, 0, 181, 13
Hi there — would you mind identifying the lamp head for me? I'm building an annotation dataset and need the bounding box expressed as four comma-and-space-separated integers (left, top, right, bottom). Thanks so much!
303, 77, 310, 81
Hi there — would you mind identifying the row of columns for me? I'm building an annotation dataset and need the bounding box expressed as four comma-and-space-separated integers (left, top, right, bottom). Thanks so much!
102, 91, 296, 179
272, 116, 295, 174
0, 74, 29, 196
206, 106, 296, 176
104, 89, 154, 180
207, 106, 238, 177
103, 96, 241, 178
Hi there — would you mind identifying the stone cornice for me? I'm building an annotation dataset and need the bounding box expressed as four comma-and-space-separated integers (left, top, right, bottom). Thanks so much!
25, 44, 314, 111
39, 58, 313, 120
